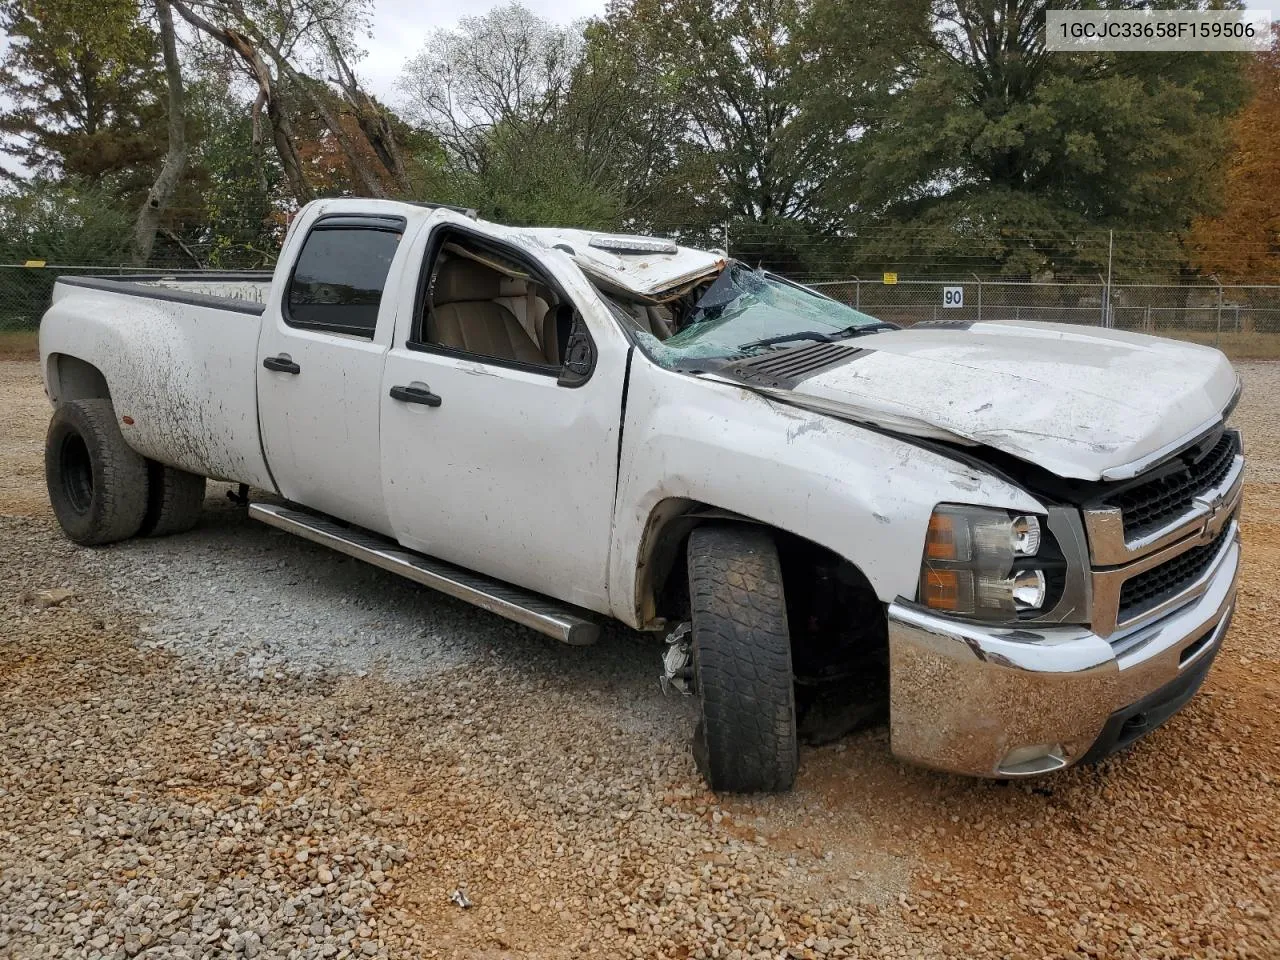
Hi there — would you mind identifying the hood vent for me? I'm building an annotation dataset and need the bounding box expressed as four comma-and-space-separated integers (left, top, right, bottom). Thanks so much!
728, 342, 866, 389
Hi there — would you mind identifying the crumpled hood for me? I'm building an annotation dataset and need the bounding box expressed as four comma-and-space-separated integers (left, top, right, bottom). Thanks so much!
780, 321, 1239, 481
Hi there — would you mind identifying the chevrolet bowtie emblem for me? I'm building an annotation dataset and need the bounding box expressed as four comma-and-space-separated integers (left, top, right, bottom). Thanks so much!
1194, 490, 1229, 541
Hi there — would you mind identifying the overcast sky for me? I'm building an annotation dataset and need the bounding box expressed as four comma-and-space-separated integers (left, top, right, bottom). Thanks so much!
361, 0, 607, 106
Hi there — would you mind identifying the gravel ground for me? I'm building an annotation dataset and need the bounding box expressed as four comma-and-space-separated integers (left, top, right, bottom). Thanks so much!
2, 357, 1278, 959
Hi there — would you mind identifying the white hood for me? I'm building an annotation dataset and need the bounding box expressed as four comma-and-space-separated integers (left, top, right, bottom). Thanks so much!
778, 321, 1239, 481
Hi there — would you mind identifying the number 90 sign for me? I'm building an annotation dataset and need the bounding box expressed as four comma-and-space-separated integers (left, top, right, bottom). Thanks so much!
943, 286, 964, 309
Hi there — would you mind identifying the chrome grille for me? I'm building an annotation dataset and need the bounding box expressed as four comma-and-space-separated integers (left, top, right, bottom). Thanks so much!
1104, 431, 1239, 540
1085, 424, 1243, 637
1117, 517, 1235, 623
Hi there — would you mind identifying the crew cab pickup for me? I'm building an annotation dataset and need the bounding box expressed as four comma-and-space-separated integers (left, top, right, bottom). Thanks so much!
39, 198, 1243, 791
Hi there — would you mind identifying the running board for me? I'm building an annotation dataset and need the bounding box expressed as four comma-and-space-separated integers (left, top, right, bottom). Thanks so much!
248, 503, 601, 645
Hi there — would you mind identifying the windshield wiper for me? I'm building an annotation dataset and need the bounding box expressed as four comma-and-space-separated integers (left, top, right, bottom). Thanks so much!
737, 331, 832, 351
737, 321, 899, 353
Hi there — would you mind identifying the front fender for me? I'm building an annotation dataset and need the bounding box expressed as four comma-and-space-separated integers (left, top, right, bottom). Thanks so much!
608, 360, 1044, 627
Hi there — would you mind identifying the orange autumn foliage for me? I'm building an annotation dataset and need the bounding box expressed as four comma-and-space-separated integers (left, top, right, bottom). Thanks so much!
295, 111, 401, 197
1188, 38, 1280, 282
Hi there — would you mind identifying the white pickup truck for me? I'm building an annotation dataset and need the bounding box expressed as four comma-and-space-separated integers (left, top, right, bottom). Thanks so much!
39, 198, 1243, 791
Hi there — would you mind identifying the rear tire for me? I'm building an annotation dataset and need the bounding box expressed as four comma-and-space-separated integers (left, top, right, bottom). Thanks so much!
140, 462, 206, 537
45, 399, 149, 545
687, 524, 798, 793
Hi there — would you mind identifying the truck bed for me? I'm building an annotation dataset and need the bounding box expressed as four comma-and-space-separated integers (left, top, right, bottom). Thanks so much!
58, 272, 274, 310
40, 273, 277, 488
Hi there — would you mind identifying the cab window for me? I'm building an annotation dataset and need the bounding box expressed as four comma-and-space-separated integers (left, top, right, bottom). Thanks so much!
286, 219, 403, 337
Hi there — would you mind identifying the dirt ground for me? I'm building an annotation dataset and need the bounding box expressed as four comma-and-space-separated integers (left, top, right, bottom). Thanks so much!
1, 356, 1278, 960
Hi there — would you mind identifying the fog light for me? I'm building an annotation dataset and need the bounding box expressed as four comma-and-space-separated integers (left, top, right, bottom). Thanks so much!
998, 743, 1067, 776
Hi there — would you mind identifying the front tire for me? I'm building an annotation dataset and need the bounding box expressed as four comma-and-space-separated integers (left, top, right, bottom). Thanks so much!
687, 525, 798, 793
45, 399, 149, 545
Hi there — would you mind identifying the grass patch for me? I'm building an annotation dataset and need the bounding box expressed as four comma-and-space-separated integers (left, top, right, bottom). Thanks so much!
0, 330, 39, 360
1158, 331, 1280, 361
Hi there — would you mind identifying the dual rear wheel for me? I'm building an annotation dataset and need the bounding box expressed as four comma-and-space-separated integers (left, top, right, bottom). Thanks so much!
46, 399, 206, 545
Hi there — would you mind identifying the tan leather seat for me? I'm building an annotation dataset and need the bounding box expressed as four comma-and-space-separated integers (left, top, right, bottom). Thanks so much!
496, 276, 552, 348
426, 259, 546, 365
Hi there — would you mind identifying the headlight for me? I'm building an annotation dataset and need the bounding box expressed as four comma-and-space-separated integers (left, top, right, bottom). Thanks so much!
919, 505, 1056, 621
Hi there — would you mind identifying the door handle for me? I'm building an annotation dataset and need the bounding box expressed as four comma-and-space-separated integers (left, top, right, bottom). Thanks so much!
390, 384, 442, 407
262, 355, 301, 375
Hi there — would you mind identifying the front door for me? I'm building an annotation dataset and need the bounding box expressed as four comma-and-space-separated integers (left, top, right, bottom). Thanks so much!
379, 226, 627, 613
257, 213, 407, 535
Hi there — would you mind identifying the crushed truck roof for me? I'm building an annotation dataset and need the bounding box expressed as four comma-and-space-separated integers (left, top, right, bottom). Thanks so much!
518, 227, 726, 299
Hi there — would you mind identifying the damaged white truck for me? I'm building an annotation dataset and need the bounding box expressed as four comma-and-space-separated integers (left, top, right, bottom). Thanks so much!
39, 198, 1243, 792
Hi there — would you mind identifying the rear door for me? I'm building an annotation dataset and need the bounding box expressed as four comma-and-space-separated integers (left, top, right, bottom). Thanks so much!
257, 213, 407, 535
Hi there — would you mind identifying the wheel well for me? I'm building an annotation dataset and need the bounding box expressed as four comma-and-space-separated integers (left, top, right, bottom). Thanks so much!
642, 505, 891, 740
640, 503, 888, 667
771, 530, 887, 685
49, 354, 110, 404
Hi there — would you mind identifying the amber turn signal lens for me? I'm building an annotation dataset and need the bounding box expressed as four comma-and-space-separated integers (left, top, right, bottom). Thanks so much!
925, 513, 959, 560
922, 568, 961, 610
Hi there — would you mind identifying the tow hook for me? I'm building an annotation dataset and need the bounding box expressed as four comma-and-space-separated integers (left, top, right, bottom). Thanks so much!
660, 621, 694, 696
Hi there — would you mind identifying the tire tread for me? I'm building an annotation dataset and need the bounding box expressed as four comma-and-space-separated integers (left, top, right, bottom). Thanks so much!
45, 398, 149, 545
141, 463, 206, 537
688, 524, 798, 793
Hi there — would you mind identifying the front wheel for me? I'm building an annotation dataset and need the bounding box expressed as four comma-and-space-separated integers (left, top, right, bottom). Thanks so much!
687, 525, 798, 793
45, 399, 150, 545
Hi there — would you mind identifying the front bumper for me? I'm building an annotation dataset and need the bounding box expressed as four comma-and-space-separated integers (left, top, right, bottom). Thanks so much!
887, 524, 1239, 777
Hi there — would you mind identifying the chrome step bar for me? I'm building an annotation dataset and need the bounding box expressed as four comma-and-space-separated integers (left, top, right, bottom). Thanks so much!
248, 503, 600, 645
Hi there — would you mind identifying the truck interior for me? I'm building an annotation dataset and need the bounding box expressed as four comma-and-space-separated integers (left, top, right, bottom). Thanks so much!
604, 295, 677, 341
422, 241, 569, 367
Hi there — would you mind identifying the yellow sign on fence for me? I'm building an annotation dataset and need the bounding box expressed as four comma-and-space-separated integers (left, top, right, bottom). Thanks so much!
883, 272, 898, 285
23, 260, 46, 268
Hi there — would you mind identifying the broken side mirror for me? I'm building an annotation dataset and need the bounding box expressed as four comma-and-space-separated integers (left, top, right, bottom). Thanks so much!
557, 314, 596, 387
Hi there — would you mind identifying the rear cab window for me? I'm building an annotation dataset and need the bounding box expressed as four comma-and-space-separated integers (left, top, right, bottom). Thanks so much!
285, 215, 405, 337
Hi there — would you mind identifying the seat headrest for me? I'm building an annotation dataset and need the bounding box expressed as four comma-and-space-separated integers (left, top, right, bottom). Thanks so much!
433, 258, 502, 303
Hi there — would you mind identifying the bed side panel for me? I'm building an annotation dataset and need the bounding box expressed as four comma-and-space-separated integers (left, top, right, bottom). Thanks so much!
40, 284, 274, 488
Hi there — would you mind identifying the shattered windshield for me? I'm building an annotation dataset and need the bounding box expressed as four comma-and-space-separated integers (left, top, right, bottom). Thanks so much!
624, 264, 885, 370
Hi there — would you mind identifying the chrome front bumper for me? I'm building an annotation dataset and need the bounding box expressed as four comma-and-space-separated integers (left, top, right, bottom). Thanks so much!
887, 523, 1239, 777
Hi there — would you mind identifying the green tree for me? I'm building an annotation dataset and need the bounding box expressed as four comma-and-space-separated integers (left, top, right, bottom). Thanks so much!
0, 0, 166, 193
179, 79, 283, 267
0, 178, 133, 262
588, 0, 904, 272
846, 0, 1249, 278
398, 4, 641, 226
0, 178, 135, 328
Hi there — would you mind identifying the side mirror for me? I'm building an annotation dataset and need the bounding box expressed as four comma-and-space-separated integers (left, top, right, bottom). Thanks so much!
557, 314, 596, 387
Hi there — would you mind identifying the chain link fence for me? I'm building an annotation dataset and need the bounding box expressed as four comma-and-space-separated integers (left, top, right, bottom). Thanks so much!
0, 265, 243, 334
811, 278, 1280, 359
5, 264, 1280, 360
